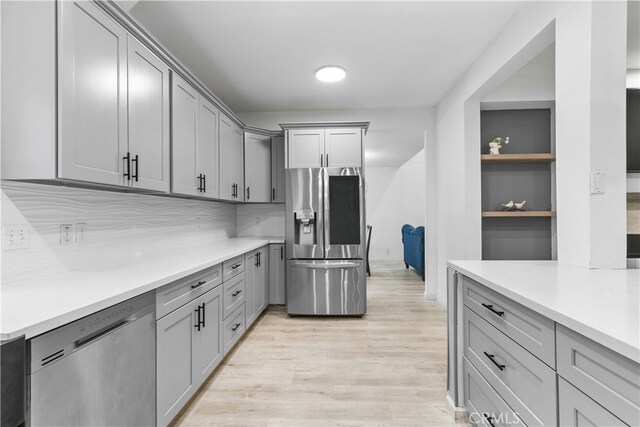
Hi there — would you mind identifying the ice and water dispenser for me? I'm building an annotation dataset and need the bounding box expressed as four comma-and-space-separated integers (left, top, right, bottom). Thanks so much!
294, 209, 317, 245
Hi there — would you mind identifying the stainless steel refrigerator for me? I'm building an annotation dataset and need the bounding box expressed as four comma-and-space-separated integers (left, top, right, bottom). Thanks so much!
286, 167, 366, 315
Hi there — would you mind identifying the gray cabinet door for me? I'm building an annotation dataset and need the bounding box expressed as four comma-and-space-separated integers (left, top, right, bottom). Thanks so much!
171, 74, 198, 196
256, 247, 269, 314
287, 129, 324, 168
559, 378, 627, 426
325, 128, 362, 167
127, 36, 170, 192
219, 113, 244, 201
245, 252, 257, 327
271, 136, 285, 202
59, 0, 128, 186
156, 302, 195, 427
244, 132, 271, 203
192, 286, 223, 384
269, 244, 285, 304
196, 98, 220, 199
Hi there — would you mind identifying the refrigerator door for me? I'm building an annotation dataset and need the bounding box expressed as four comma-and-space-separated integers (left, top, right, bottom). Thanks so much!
286, 168, 325, 259
324, 168, 365, 259
287, 260, 366, 315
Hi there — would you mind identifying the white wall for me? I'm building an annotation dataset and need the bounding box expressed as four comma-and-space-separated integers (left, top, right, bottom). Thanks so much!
431, 2, 628, 306
365, 149, 426, 261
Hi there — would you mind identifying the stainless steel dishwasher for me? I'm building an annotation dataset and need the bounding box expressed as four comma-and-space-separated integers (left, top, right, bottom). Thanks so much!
28, 291, 156, 426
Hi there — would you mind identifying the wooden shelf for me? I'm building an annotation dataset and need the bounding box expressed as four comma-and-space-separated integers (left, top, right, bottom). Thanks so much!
482, 211, 556, 218
481, 153, 555, 163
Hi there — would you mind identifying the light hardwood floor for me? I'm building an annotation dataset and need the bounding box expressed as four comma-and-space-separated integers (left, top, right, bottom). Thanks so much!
175, 261, 463, 426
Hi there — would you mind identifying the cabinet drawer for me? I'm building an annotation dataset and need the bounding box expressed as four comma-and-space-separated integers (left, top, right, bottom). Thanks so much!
223, 273, 245, 319
223, 304, 245, 354
464, 306, 556, 426
557, 325, 639, 426
156, 264, 222, 319
559, 377, 627, 426
461, 275, 555, 367
223, 255, 245, 281
463, 358, 525, 427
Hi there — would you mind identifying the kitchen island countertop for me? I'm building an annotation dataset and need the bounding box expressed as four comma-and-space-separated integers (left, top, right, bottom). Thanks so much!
2, 237, 284, 341
448, 260, 640, 362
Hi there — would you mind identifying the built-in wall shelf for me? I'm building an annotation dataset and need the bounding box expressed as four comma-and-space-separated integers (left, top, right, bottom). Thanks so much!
480, 153, 555, 163
482, 211, 556, 218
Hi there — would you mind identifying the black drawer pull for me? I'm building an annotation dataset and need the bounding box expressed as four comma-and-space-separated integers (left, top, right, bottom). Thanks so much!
191, 280, 206, 289
231, 322, 241, 331
484, 352, 506, 371
484, 414, 496, 427
231, 263, 242, 270
232, 290, 242, 297
482, 303, 504, 317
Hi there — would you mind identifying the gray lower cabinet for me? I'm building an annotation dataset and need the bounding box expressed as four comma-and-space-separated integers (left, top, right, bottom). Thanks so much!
245, 246, 269, 328
156, 285, 223, 427
559, 378, 627, 427
269, 244, 285, 304
452, 271, 640, 427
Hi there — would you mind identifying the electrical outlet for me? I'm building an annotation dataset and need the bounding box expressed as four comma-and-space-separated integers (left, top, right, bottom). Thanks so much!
76, 223, 87, 244
2, 225, 30, 250
386, 248, 391, 255
60, 224, 74, 246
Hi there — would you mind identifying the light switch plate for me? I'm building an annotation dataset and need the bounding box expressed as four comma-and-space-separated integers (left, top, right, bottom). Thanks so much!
590, 171, 606, 194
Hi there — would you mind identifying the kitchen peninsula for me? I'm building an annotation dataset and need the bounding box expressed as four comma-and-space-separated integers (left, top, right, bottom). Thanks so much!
447, 260, 640, 426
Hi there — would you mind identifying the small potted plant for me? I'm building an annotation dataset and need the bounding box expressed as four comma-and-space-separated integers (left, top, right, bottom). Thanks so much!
489, 136, 509, 155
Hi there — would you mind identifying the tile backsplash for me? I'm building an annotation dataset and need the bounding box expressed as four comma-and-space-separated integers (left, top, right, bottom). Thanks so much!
1, 181, 236, 281
236, 204, 285, 237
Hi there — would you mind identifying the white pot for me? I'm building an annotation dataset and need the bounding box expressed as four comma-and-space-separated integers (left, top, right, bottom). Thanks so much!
489, 142, 501, 155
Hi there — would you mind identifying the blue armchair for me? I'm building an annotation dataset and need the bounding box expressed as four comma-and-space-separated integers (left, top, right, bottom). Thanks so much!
402, 224, 425, 280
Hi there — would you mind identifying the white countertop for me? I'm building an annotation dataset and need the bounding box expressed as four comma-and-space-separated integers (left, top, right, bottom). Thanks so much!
1, 237, 284, 341
448, 260, 640, 362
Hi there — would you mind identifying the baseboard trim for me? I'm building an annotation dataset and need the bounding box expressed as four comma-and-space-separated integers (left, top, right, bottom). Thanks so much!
445, 394, 468, 423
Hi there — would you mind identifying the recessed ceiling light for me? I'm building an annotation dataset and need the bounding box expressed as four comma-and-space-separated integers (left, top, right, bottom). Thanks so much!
316, 65, 346, 83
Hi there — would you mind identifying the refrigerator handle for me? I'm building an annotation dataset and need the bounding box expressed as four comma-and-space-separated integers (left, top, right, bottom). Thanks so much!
289, 261, 361, 269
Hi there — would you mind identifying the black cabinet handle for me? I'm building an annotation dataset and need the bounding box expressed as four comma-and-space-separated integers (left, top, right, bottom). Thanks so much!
231, 322, 241, 331
484, 414, 496, 427
232, 290, 242, 297
191, 280, 206, 289
231, 263, 242, 270
201, 303, 205, 328
272, 188, 276, 201
131, 154, 139, 182
482, 303, 504, 317
280, 247, 284, 260
326, 154, 328, 166
320, 154, 323, 167
202, 174, 206, 193
194, 305, 201, 331
484, 352, 506, 371
123, 152, 131, 181
197, 174, 202, 192
247, 186, 250, 200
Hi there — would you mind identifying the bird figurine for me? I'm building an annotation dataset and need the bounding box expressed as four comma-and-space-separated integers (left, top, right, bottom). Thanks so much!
502, 201, 515, 210
515, 201, 526, 211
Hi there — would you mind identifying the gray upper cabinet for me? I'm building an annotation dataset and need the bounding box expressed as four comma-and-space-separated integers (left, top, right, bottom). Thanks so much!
244, 132, 272, 203
219, 113, 244, 201
58, 0, 128, 186
171, 74, 220, 199
171, 75, 199, 196
196, 99, 220, 199
286, 128, 362, 168
325, 128, 362, 168
271, 136, 286, 203
59, 1, 170, 190
287, 129, 325, 168
127, 36, 170, 192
